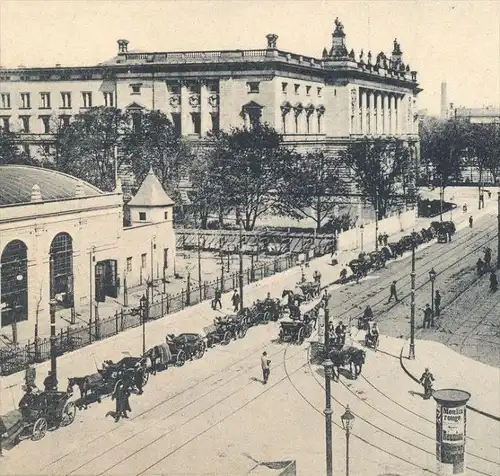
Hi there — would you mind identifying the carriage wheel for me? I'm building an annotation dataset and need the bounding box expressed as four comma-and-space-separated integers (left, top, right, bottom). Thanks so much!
296, 327, 304, 345
221, 331, 231, 346
237, 324, 248, 339
60, 401, 77, 427
32, 417, 48, 441
141, 370, 149, 386
262, 312, 270, 324
194, 340, 206, 359
176, 350, 186, 367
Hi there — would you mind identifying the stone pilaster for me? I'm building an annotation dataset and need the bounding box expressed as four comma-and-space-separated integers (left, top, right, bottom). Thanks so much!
389, 95, 396, 135
361, 89, 367, 134
200, 81, 210, 136
180, 82, 191, 135
383, 94, 389, 134
376, 93, 383, 135
369, 91, 376, 135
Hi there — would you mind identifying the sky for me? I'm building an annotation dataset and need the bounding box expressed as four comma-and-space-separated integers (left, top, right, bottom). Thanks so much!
1, 0, 499, 115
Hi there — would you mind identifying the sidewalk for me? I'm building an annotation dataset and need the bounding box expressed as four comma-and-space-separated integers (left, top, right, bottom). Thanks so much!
400, 339, 500, 420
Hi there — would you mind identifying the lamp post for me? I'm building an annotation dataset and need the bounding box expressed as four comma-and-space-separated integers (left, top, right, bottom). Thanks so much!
49, 297, 58, 384
429, 268, 437, 320
375, 192, 379, 252
360, 224, 364, 252
140, 294, 148, 356
12, 272, 23, 346
322, 291, 333, 476
341, 405, 355, 476
497, 182, 500, 269
238, 217, 244, 310
409, 243, 416, 359
197, 232, 202, 302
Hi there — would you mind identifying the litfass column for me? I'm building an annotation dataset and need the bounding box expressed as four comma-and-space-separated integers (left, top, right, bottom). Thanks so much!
433, 389, 471, 475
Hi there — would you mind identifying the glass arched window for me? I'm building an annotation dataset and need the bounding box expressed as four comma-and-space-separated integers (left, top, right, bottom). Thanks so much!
1, 240, 28, 327
49, 232, 74, 307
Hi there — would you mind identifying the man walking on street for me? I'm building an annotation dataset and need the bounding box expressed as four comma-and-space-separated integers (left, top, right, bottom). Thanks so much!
423, 304, 433, 329
434, 290, 441, 317
469, 216, 473, 228
387, 281, 399, 303
213, 288, 222, 310
261, 351, 271, 384
231, 289, 240, 312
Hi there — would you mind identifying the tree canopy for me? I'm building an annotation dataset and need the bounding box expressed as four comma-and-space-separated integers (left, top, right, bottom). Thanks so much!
0, 129, 34, 166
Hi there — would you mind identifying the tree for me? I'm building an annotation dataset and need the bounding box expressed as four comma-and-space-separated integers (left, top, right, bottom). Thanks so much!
122, 110, 192, 201
0, 129, 33, 165
51, 107, 130, 191
470, 122, 500, 183
340, 137, 413, 219
281, 150, 347, 231
199, 124, 294, 230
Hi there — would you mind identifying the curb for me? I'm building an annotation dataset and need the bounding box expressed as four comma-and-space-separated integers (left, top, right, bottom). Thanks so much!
398, 345, 500, 422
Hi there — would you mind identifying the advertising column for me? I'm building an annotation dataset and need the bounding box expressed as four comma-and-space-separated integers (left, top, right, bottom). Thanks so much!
433, 389, 471, 475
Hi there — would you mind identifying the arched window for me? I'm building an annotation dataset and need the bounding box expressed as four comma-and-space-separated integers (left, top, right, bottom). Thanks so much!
1, 240, 28, 327
49, 232, 74, 307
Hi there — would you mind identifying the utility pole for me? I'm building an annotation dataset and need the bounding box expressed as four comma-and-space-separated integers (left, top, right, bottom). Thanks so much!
197, 232, 202, 301
322, 291, 333, 476
239, 217, 244, 310
375, 191, 379, 252
49, 298, 58, 386
409, 243, 416, 359
150, 237, 155, 305
497, 189, 500, 269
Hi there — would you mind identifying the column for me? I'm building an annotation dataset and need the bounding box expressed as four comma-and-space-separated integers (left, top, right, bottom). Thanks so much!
376, 93, 383, 135
361, 89, 367, 134
389, 95, 396, 135
180, 82, 191, 136
369, 91, 376, 135
383, 94, 389, 134
408, 97, 414, 135
200, 81, 210, 136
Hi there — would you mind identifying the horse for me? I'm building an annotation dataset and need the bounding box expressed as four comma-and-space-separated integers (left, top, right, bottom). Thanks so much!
329, 346, 366, 381
67, 373, 108, 409
281, 290, 303, 319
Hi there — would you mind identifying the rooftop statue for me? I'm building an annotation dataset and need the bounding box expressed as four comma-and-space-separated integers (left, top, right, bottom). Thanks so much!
349, 49, 355, 60
359, 49, 365, 63
334, 17, 345, 34
367, 51, 372, 65
393, 38, 402, 54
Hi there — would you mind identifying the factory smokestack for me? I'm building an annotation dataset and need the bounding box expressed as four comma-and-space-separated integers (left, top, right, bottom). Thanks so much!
440, 82, 448, 119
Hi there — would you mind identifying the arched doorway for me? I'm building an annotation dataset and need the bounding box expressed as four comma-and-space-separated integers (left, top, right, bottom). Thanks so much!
1, 240, 28, 328
49, 232, 74, 308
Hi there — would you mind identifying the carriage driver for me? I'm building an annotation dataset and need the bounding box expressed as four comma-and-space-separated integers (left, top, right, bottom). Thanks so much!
369, 322, 379, 339
335, 321, 347, 345
313, 270, 322, 285
43, 371, 58, 392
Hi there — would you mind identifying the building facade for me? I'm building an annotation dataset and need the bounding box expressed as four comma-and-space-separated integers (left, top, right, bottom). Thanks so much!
0, 166, 176, 339
0, 18, 421, 158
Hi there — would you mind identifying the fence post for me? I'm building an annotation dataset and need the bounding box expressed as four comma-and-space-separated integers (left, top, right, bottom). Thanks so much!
120, 310, 124, 332
181, 289, 185, 309
247, 269, 250, 283
115, 311, 119, 335
204, 282, 207, 300
161, 295, 164, 317
166, 294, 170, 314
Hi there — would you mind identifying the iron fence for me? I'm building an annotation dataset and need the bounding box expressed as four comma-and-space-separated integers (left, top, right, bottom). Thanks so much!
0, 245, 333, 376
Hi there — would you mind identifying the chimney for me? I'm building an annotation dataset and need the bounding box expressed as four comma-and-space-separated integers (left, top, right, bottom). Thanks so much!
31, 184, 42, 202
440, 82, 448, 119
117, 39, 129, 54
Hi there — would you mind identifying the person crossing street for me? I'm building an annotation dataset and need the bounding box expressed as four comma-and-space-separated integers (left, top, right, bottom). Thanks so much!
212, 288, 222, 310
469, 216, 473, 228
387, 281, 399, 303
261, 351, 271, 384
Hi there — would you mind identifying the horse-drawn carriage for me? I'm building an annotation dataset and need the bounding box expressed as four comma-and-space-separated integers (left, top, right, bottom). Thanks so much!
431, 221, 455, 243
204, 315, 247, 348
0, 388, 76, 449
146, 333, 206, 371
67, 356, 148, 409
328, 345, 366, 381
278, 318, 313, 345
297, 281, 320, 301
239, 301, 271, 326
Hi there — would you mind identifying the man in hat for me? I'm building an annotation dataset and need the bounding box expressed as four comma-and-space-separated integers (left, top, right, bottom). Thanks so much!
261, 351, 271, 384
231, 289, 240, 312
43, 371, 58, 392
387, 281, 399, 303
423, 304, 433, 329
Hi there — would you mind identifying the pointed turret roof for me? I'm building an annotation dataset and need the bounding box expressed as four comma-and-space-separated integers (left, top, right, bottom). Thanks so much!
128, 167, 174, 207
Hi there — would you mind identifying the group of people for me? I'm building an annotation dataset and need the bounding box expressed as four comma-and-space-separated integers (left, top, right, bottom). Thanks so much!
476, 247, 497, 291
377, 232, 390, 247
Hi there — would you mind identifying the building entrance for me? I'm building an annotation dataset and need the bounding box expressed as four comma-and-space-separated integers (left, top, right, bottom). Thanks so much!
95, 259, 118, 302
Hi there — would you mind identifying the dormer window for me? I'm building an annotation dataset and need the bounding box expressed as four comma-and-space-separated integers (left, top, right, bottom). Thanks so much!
247, 82, 260, 94
139, 212, 146, 221
131, 83, 142, 95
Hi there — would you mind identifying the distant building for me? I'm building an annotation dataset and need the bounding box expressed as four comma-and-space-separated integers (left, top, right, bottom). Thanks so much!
0, 165, 175, 338
454, 107, 500, 124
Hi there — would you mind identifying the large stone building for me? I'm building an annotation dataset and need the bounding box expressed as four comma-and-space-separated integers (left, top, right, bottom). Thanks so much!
0, 165, 176, 340
0, 18, 421, 159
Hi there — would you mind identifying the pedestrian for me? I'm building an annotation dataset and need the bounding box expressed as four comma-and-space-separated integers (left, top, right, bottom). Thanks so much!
313, 270, 322, 285
420, 367, 435, 399
488, 190, 492, 199
469, 216, 473, 228
213, 288, 222, 310
43, 371, 58, 391
378, 234, 383, 247
383, 233, 389, 246
339, 268, 347, 283
335, 321, 347, 345
387, 281, 399, 303
261, 351, 271, 384
112, 379, 131, 422
434, 290, 441, 317
476, 257, 485, 276
24, 364, 37, 391
423, 304, 433, 329
490, 271, 498, 292
231, 289, 240, 312
134, 363, 145, 395
463, 203, 467, 214
484, 247, 492, 268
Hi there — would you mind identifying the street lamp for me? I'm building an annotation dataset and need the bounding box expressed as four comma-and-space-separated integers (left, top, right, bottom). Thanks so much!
429, 268, 437, 320
360, 224, 364, 252
140, 294, 148, 355
409, 243, 416, 360
341, 405, 355, 476
12, 272, 23, 345
49, 297, 58, 386
322, 291, 333, 476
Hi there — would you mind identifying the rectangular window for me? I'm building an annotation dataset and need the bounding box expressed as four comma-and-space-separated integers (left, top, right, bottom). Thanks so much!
126, 257, 132, 272
20, 93, 31, 109
1, 117, 10, 132
139, 211, 146, 221
247, 82, 260, 94
20, 116, 30, 132
103, 92, 114, 107
0, 93, 10, 109
294, 84, 300, 94
164, 211, 169, 220
306, 86, 311, 96
130, 84, 142, 95
317, 115, 322, 133
60, 92, 71, 108
40, 116, 50, 133
171, 112, 181, 135
60, 115, 71, 128
317, 87, 323, 97
281, 82, 288, 94
82, 92, 92, 108
191, 112, 201, 134
141, 253, 147, 269
40, 92, 51, 109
